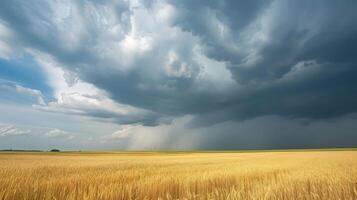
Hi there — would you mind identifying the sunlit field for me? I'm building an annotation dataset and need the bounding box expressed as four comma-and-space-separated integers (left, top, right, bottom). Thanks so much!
0, 150, 356, 200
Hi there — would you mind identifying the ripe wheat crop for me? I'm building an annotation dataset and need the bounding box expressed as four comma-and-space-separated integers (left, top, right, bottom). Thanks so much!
0, 150, 356, 200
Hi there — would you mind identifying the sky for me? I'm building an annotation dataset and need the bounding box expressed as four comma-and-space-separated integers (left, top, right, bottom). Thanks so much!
0, 0, 357, 151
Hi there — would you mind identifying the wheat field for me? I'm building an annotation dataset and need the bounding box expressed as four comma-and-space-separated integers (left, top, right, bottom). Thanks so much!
0, 150, 356, 200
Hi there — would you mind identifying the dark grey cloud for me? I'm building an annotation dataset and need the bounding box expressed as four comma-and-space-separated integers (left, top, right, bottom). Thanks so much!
1, 0, 357, 128
171, 0, 272, 62
99, 115, 357, 150
172, 0, 357, 125
190, 115, 357, 150
172, 0, 357, 81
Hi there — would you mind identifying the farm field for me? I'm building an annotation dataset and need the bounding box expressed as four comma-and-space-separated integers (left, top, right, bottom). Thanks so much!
0, 149, 357, 200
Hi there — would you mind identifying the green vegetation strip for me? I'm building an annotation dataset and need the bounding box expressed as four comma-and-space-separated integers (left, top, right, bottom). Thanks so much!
0, 147, 356, 156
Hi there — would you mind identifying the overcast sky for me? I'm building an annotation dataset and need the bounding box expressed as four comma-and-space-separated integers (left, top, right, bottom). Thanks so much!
0, 0, 357, 150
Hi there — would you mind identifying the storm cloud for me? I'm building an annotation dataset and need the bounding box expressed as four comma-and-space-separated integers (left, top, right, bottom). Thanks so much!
0, 0, 357, 149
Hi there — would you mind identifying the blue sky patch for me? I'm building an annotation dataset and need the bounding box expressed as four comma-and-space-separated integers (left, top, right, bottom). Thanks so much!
0, 55, 52, 102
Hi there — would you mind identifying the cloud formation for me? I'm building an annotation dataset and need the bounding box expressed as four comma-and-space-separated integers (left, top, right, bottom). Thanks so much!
0, 125, 29, 136
0, 0, 357, 129
45, 129, 74, 140
0, 81, 45, 105
15, 85, 45, 105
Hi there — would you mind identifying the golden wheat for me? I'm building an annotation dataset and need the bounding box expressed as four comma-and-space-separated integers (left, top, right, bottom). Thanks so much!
0, 150, 356, 200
